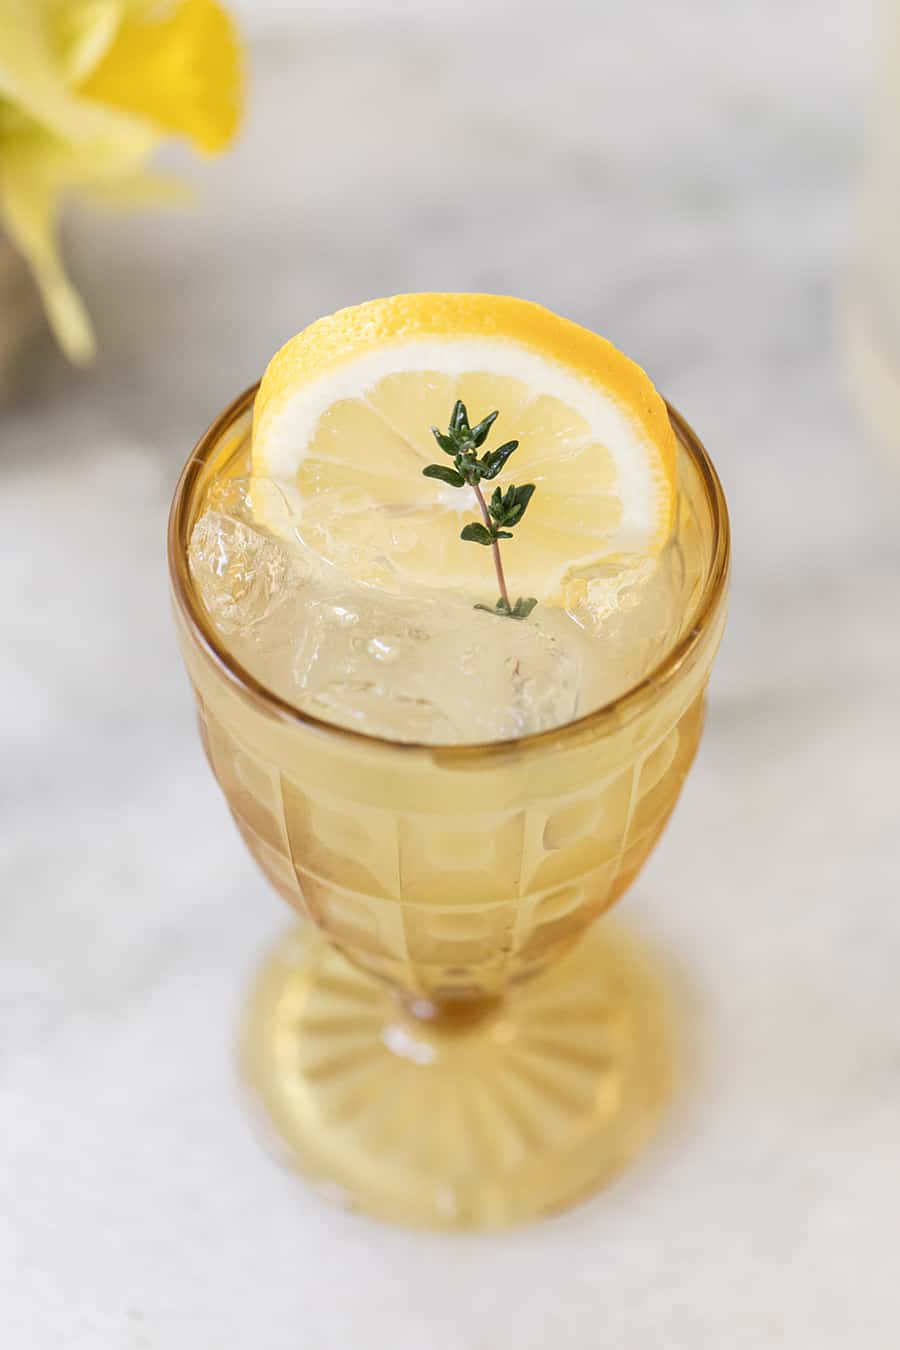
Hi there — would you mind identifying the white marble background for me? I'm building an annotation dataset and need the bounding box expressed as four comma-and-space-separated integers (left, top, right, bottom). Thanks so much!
3, 1, 900, 1346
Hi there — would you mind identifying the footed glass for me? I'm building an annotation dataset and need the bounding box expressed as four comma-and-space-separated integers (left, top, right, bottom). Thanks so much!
168, 384, 730, 1230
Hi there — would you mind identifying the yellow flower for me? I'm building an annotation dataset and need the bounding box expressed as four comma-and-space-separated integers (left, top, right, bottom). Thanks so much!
0, 0, 244, 363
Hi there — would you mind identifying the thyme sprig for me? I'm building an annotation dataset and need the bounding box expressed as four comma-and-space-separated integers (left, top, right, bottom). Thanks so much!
423, 400, 537, 619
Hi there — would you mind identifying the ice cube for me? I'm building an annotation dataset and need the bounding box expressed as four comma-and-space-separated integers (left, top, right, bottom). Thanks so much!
291, 588, 585, 744
188, 481, 310, 638
565, 549, 683, 705
190, 482, 593, 744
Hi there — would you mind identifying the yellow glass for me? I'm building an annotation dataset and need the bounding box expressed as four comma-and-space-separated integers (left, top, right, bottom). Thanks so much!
168, 384, 730, 1230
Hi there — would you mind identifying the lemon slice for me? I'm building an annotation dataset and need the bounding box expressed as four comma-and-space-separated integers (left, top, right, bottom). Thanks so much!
251, 294, 677, 602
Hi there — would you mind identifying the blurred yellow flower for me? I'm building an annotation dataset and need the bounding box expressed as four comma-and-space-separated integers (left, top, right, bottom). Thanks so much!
0, 0, 244, 363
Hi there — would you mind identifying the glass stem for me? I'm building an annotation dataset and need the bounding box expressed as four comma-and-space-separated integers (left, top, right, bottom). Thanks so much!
403, 992, 503, 1032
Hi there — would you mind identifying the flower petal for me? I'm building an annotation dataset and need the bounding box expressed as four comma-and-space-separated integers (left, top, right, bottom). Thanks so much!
0, 0, 77, 138
0, 109, 164, 363
0, 1, 161, 153
0, 157, 95, 363
80, 0, 244, 154
50, 0, 123, 85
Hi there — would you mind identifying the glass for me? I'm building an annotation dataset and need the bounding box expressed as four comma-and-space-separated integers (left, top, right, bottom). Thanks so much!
168, 384, 730, 1230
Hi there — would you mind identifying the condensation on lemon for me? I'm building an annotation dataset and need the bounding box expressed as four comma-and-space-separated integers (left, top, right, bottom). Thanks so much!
251, 294, 677, 602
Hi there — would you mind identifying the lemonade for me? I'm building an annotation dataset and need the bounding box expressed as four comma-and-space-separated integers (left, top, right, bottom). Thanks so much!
187, 294, 708, 744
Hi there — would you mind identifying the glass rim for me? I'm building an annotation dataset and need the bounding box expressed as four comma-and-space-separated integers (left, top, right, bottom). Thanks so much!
168, 382, 730, 757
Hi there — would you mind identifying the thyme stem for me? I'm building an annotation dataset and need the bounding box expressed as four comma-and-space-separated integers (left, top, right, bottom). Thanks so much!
471, 478, 512, 613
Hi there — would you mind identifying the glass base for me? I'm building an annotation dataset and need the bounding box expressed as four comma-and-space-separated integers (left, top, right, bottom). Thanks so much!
242, 923, 674, 1231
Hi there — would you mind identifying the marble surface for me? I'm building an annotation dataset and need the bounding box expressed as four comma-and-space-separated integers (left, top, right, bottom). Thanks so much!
3, 2, 900, 1345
